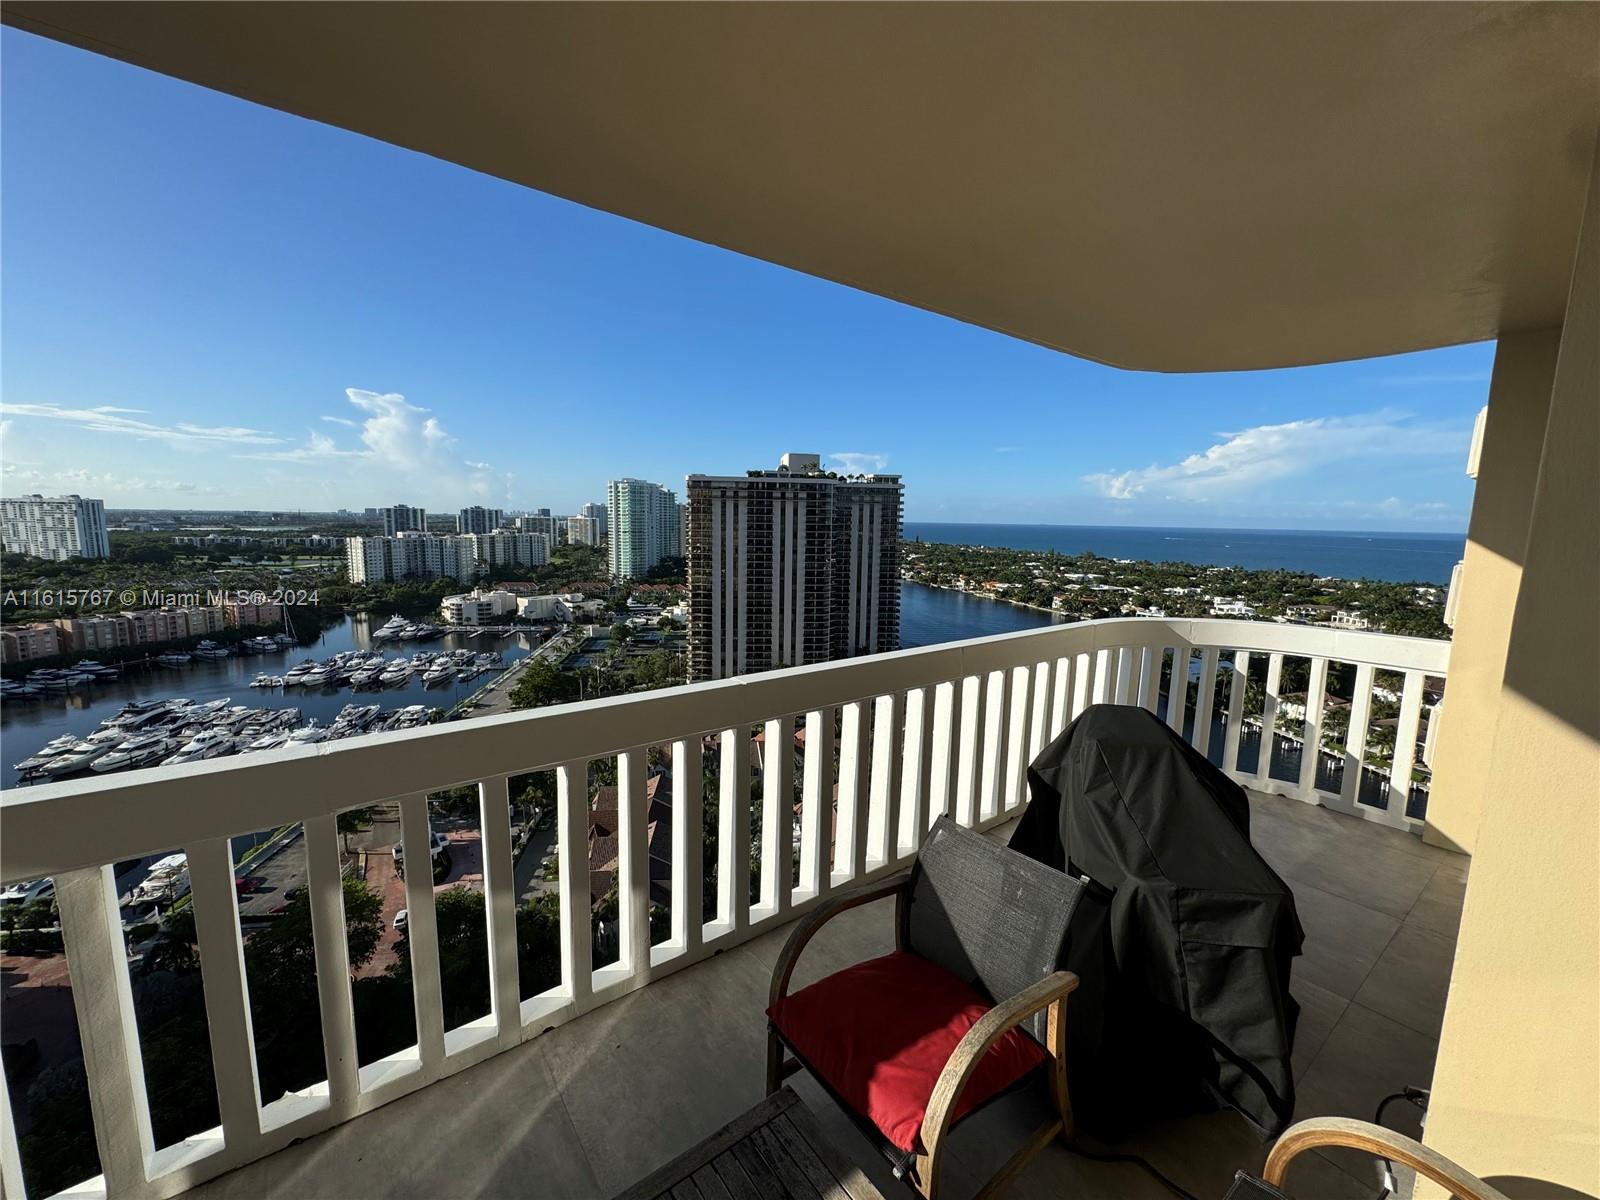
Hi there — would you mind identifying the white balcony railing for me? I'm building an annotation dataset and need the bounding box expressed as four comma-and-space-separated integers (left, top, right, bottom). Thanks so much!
0, 617, 1450, 1200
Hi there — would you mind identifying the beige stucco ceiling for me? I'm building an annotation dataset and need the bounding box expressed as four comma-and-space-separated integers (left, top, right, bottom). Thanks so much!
6, 1, 1598, 372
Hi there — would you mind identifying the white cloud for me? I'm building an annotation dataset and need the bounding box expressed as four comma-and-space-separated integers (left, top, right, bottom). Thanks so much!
239, 388, 512, 503
1084, 412, 1467, 502
0, 403, 284, 446
828, 451, 889, 474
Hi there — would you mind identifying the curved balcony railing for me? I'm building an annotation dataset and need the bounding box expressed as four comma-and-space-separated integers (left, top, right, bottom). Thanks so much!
0, 617, 1450, 1200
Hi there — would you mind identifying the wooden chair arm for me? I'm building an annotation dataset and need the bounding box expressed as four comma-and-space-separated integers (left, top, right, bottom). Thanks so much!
768, 875, 911, 1011
919, 969, 1080, 1162
1264, 1117, 1510, 1200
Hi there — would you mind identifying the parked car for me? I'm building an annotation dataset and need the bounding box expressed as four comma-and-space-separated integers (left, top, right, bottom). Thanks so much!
390, 832, 449, 864
393, 909, 408, 933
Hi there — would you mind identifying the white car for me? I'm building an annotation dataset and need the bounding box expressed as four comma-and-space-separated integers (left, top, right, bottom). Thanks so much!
390, 832, 450, 864
393, 909, 409, 932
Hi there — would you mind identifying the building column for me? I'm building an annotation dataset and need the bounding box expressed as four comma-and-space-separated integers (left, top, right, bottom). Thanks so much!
1423, 328, 1559, 852
1422, 137, 1599, 1196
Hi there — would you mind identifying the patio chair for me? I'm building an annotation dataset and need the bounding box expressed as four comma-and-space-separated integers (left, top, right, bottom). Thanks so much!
1242, 1116, 1509, 1200
766, 816, 1103, 1200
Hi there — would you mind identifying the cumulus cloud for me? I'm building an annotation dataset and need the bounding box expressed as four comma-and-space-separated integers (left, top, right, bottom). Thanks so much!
240, 388, 512, 502
1083, 411, 1467, 502
828, 451, 889, 474
0, 403, 283, 446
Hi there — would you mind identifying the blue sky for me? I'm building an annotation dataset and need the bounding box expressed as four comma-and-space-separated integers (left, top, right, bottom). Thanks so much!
1, 28, 1490, 531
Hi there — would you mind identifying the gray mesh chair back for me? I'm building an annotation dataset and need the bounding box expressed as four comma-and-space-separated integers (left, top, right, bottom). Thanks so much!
903, 816, 1090, 1043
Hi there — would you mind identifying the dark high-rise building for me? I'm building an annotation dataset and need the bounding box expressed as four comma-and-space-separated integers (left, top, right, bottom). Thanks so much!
686, 453, 902, 681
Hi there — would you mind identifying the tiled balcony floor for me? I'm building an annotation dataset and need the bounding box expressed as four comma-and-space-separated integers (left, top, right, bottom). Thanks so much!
185, 792, 1466, 1200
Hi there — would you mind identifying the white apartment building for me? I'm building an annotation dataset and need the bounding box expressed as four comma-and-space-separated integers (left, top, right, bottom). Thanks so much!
1330, 609, 1372, 630
471, 530, 549, 571
439, 588, 519, 625
514, 514, 566, 550
608, 478, 680, 579
1211, 597, 1258, 617
516, 594, 561, 621
456, 506, 504, 536
1, 494, 111, 560
566, 515, 602, 547
378, 504, 428, 538
685, 453, 903, 681
579, 501, 608, 539
345, 533, 479, 583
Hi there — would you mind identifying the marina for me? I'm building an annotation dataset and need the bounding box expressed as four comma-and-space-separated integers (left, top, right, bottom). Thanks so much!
0, 613, 548, 788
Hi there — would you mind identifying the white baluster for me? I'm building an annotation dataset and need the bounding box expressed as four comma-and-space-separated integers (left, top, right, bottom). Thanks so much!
1071, 651, 1094, 719
1390, 671, 1426, 824
717, 728, 753, 936
980, 672, 1009, 822
1114, 647, 1137, 704
187, 836, 265, 1152
798, 709, 835, 903
1049, 655, 1072, 738
1341, 663, 1376, 812
1223, 650, 1251, 774
0, 1038, 25, 1199
1091, 648, 1115, 704
396, 797, 447, 1071
956, 675, 984, 825
1192, 647, 1220, 758
759, 716, 794, 919
1256, 653, 1283, 785
1005, 665, 1033, 811
1029, 659, 1055, 763
670, 740, 703, 956
303, 814, 360, 1113
1166, 648, 1191, 736
619, 749, 651, 975
477, 778, 522, 1048
1138, 642, 1161, 713
834, 702, 870, 884
906, 687, 936, 846
1297, 659, 1330, 800
873, 692, 907, 861
54, 865, 157, 1195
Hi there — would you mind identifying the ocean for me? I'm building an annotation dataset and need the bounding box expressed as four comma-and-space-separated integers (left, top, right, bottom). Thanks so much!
904, 523, 1465, 585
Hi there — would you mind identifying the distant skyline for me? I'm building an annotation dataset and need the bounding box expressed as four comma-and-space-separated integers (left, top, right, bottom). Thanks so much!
1, 28, 1487, 533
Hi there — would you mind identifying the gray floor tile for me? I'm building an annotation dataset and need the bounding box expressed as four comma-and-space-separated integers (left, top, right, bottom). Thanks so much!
1291, 977, 1350, 1082
1287, 881, 1402, 1000
1295, 1002, 1439, 1185
1403, 862, 1469, 940
1352, 922, 1457, 1039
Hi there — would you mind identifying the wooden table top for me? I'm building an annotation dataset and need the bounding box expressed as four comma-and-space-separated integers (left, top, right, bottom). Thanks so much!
613, 1086, 889, 1200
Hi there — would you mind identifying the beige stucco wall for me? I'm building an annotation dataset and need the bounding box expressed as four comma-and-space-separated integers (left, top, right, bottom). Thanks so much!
1422, 139, 1600, 1197
1423, 330, 1559, 853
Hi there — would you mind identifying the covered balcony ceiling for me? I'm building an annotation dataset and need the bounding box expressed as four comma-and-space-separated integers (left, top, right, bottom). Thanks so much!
6, 1, 1598, 372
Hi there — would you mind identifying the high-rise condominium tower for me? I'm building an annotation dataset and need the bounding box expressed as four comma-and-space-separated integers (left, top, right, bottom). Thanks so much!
579, 502, 609, 540
1, 494, 110, 560
456, 506, 504, 536
379, 504, 427, 537
685, 453, 902, 681
608, 479, 680, 579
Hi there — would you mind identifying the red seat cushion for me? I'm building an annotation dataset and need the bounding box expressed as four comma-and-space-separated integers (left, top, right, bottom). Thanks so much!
767, 951, 1046, 1153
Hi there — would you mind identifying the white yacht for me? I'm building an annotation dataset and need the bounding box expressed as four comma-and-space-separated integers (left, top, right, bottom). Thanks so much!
93, 733, 175, 772
167, 728, 236, 765
40, 740, 113, 775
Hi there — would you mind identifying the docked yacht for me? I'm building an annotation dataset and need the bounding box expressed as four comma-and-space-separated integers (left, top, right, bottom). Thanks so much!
13, 734, 88, 775
156, 652, 192, 666
421, 663, 456, 686
373, 614, 411, 642
93, 733, 176, 772
286, 724, 330, 745
39, 740, 113, 776
250, 674, 284, 688
167, 728, 237, 765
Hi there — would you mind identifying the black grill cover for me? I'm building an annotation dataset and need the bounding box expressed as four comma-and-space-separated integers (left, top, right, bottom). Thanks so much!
1008, 704, 1303, 1138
